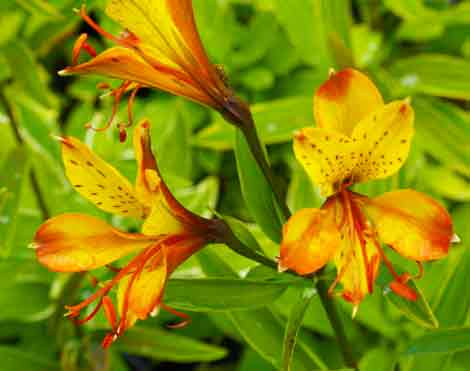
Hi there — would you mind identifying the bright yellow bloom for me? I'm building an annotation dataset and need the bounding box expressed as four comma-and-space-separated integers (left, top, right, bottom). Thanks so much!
279, 69, 454, 309
32, 120, 215, 348
60, 1, 250, 138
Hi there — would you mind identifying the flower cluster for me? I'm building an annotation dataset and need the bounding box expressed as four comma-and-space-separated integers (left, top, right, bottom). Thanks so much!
32, 0, 456, 350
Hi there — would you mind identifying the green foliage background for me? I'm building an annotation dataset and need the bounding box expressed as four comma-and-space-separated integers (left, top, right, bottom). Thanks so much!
0, 0, 469, 370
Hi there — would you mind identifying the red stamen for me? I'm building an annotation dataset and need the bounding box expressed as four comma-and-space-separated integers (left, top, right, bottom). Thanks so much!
161, 303, 191, 329
74, 298, 104, 325
79, 6, 122, 45
102, 296, 117, 330
390, 276, 417, 301
85, 80, 132, 132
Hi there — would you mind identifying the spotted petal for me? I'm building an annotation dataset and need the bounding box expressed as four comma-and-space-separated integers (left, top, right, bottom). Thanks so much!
361, 190, 453, 261
293, 128, 359, 196
351, 100, 414, 183
34, 214, 155, 272
60, 135, 145, 218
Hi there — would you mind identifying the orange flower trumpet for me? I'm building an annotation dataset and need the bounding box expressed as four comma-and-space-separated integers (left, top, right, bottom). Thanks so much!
59, 1, 251, 140
32, 120, 216, 348
279, 69, 456, 313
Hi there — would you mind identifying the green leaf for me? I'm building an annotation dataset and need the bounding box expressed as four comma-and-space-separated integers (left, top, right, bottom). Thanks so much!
3, 89, 60, 170
115, 326, 227, 363
164, 278, 287, 311
223, 215, 264, 255
385, 279, 438, 329
234, 130, 283, 243
193, 97, 312, 151
175, 176, 220, 218
431, 249, 470, 328
0, 346, 59, 371
2, 41, 56, 107
413, 97, 470, 176
283, 287, 317, 371
0, 281, 54, 322
229, 309, 326, 371
389, 55, 470, 100
421, 166, 470, 201
406, 328, 470, 355
0, 147, 31, 257
273, 0, 330, 67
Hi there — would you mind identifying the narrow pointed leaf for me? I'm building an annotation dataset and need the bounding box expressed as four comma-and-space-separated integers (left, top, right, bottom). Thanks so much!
164, 278, 287, 311
234, 130, 283, 242
115, 327, 227, 362
385, 280, 438, 329
406, 328, 470, 355
283, 286, 317, 371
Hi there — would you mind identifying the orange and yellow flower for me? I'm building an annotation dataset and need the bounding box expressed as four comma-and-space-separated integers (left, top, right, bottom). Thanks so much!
279, 69, 455, 310
59, 1, 250, 138
32, 120, 215, 348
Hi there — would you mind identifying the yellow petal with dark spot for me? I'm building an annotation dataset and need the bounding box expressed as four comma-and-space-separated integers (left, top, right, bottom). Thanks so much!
351, 100, 414, 183
293, 128, 359, 196
60, 135, 145, 218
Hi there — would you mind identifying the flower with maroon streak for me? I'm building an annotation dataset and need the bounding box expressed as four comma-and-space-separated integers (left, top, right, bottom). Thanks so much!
279, 68, 457, 314
32, 120, 216, 347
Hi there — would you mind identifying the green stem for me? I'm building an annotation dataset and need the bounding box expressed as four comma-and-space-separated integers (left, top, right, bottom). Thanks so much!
317, 280, 358, 370
240, 117, 291, 221
0, 89, 50, 220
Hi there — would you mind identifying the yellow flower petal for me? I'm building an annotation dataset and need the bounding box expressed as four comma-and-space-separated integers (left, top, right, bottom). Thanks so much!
361, 190, 453, 261
293, 128, 359, 196
351, 100, 414, 183
34, 214, 155, 272
279, 206, 341, 275
314, 68, 384, 136
60, 136, 146, 218
118, 248, 167, 323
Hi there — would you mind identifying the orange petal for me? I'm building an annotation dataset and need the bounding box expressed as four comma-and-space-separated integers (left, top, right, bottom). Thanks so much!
59, 135, 145, 218
279, 206, 341, 275
351, 99, 414, 183
293, 127, 359, 196
59, 47, 211, 106
33, 214, 155, 272
314, 68, 384, 136
361, 190, 453, 261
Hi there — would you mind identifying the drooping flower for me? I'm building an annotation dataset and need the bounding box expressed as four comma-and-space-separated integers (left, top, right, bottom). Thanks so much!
279, 68, 455, 311
32, 120, 216, 348
59, 1, 250, 139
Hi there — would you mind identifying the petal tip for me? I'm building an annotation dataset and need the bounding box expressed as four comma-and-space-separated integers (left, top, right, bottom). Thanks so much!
451, 234, 461, 244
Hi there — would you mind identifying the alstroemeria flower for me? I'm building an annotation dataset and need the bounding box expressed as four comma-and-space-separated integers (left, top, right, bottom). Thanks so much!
59, 1, 250, 138
32, 120, 215, 348
279, 69, 455, 311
